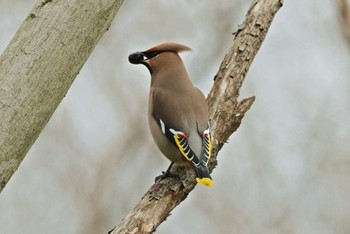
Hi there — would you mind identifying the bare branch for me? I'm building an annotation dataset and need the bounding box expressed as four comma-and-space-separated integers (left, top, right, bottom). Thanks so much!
110, 0, 283, 233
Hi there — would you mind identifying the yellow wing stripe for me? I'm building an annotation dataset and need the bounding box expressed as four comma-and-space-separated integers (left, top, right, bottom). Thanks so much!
206, 133, 213, 160
170, 129, 200, 167
202, 128, 212, 166
174, 134, 191, 161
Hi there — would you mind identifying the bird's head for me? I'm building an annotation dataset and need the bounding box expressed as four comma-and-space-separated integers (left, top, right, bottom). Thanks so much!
128, 42, 191, 74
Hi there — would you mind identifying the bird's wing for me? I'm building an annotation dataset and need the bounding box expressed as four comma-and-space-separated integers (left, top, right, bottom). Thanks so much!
151, 87, 208, 131
153, 114, 201, 168
151, 87, 212, 166
201, 126, 212, 167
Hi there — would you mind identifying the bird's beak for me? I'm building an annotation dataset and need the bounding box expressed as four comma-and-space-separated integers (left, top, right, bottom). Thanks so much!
128, 51, 153, 74
128, 52, 146, 64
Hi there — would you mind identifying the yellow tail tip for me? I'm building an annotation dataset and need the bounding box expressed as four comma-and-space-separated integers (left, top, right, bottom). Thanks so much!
196, 177, 214, 187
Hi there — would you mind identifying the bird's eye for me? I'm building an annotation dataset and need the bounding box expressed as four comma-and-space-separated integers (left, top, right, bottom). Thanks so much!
145, 52, 159, 59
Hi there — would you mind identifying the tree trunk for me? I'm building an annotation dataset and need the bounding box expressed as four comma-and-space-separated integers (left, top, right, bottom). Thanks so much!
109, 0, 283, 233
0, 0, 124, 192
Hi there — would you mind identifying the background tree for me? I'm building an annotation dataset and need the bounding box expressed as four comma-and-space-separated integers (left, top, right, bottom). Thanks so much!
0, 0, 124, 192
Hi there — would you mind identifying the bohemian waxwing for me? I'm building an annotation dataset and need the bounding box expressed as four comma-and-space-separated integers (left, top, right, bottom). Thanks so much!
128, 42, 214, 187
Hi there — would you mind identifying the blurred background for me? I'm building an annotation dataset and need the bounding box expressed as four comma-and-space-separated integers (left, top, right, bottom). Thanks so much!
1, 0, 350, 233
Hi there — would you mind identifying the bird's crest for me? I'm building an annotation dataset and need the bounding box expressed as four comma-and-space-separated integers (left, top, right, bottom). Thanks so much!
145, 42, 192, 54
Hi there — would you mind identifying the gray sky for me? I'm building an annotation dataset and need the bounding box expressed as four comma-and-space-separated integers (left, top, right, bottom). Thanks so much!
1, 0, 350, 233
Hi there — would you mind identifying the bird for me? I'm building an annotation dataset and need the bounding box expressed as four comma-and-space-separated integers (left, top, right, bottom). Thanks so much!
128, 42, 214, 187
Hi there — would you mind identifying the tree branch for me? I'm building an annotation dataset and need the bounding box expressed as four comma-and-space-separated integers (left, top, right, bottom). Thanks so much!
339, 0, 350, 43
0, 0, 124, 192
110, 0, 283, 233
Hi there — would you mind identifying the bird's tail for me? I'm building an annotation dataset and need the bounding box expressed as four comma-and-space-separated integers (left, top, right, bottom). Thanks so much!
194, 165, 214, 187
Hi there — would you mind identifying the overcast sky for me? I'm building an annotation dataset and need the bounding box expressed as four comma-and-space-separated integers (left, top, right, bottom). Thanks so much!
1, 1, 350, 234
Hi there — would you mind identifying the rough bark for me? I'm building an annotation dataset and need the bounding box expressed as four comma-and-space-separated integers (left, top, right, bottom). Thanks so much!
109, 0, 283, 233
0, 0, 124, 192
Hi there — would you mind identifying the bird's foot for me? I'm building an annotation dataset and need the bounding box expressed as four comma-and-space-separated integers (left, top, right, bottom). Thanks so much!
155, 170, 180, 182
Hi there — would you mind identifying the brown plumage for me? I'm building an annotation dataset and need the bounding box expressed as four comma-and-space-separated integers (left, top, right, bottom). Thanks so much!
129, 42, 214, 187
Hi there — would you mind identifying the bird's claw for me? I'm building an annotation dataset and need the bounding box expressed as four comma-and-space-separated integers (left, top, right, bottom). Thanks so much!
155, 171, 180, 182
